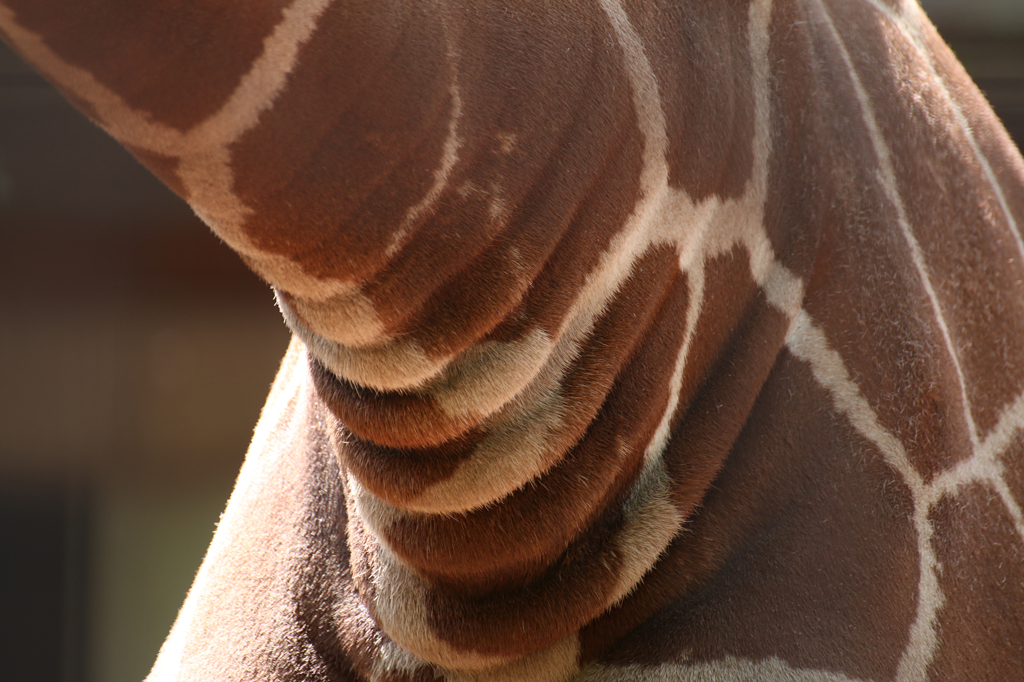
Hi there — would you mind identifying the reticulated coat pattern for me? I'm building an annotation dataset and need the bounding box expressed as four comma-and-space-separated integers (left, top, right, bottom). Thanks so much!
2, 1, 1024, 680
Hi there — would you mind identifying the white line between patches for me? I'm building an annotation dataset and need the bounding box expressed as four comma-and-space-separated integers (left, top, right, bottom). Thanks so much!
869, 0, 1024, 264
817, 1, 981, 452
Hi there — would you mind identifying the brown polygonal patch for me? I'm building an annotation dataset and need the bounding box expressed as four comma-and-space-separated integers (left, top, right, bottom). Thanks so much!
928, 483, 1024, 679
590, 350, 918, 682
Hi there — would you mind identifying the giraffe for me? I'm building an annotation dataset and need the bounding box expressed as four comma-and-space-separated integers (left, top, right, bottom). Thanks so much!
3, 0, 1024, 680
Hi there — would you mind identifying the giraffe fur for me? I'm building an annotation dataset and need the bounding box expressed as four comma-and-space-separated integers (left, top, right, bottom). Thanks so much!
3, 0, 1024, 680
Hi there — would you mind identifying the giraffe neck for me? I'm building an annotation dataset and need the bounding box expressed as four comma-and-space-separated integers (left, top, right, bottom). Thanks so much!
306, 253, 781, 669
0, 0, 792, 672
262, 2, 801, 671
14, 2, 1024, 682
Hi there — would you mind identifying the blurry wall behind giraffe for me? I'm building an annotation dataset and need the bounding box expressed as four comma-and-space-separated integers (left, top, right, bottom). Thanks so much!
0, 1, 1020, 681
0, 17, 292, 682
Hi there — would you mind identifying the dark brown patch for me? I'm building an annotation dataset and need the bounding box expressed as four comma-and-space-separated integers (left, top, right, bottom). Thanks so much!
587, 351, 918, 682
672, 247, 761, 434
375, 263, 692, 659
844, 12, 1024, 440
309, 357, 472, 449
230, 1, 453, 288
799, 1, 974, 482
334, 425, 487, 509
929, 483, 1024, 678
5, 0, 288, 131
378, 249, 684, 587
762, 0, 838, 277
622, 0, 755, 201
230, 0, 646, 359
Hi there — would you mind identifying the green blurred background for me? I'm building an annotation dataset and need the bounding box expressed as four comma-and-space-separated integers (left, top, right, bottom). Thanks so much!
0, 2, 1022, 681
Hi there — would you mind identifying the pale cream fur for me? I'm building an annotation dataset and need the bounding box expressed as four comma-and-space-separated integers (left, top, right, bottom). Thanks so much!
605, 457, 685, 604
443, 636, 580, 682
284, 290, 389, 349
409, 329, 569, 512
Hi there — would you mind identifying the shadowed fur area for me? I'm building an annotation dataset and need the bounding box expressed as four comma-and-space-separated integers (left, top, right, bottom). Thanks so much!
3, 0, 1024, 680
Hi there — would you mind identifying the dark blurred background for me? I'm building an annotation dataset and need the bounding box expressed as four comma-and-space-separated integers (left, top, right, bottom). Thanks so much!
0, 15, 291, 682
0, 3, 1021, 681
